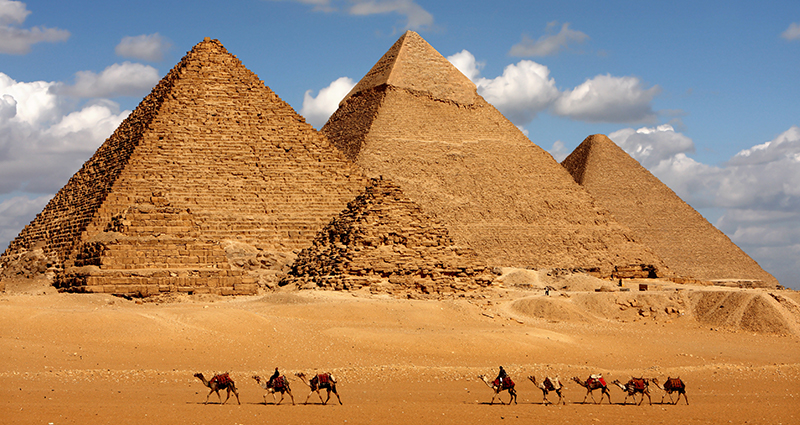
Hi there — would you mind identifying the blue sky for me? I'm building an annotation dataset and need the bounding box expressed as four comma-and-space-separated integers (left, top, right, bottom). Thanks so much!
1, 0, 798, 289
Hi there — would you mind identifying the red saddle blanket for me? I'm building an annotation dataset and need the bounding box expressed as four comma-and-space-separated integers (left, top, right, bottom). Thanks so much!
492, 377, 515, 390
631, 378, 647, 391
271, 376, 287, 390
211, 373, 232, 386
317, 374, 330, 385
587, 377, 606, 387
543, 378, 555, 391
667, 378, 683, 390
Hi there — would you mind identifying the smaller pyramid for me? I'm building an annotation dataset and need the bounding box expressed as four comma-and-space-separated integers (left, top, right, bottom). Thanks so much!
282, 178, 493, 294
562, 134, 779, 287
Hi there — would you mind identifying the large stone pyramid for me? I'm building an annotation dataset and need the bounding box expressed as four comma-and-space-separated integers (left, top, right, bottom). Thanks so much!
1, 38, 366, 295
562, 134, 779, 288
322, 31, 666, 277
283, 177, 493, 293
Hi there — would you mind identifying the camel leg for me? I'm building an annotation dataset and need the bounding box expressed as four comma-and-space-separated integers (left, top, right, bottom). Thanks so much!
318, 389, 326, 405
490, 391, 497, 405
277, 392, 285, 405
204, 389, 215, 404
303, 390, 313, 405
287, 389, 295, 405
222, 388, 231, 405
233, 387, 241, 405
511, 388, 517, 405
681, 391, 689, 405
602, 388, 611, 404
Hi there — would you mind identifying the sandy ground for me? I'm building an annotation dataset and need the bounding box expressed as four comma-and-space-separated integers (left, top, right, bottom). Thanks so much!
1, 278, 799, 425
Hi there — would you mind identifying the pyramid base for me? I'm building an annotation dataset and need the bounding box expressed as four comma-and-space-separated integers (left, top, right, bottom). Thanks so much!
55, 267, 256, 296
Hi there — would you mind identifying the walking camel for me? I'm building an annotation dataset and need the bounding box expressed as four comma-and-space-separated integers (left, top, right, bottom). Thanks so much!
295, 372, 342, 405
253, 374, 295, 405
478, 374, 517, 405
527, 375, 565, 405
193, 372, 241, 405
611, 377, 651, 405
651, 377, 688, 405
571, 375, 611, 404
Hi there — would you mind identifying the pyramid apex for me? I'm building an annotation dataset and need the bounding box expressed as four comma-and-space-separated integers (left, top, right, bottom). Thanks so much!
342, 31, 477, 105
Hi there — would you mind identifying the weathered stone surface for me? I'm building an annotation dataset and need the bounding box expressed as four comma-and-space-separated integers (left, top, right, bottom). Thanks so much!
323, 31, 666, 278
561, 134, 778, 288
282, 178, 494, 293
1, 38, 366, 295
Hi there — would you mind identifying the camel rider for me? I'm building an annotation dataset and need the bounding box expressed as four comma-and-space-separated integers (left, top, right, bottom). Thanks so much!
269, 367, 280, 386
496, 366, 508, 387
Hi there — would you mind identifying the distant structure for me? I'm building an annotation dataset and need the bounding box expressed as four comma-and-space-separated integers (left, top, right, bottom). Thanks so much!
0, 38, 366, 295
320, 31, 666, 277
562, 134, 778, 288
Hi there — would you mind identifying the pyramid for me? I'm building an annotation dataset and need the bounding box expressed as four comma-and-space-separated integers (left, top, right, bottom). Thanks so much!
1, 38, 366, 295
283, 177, 493, 293
322, 31, 666, 277
561, 134, 779, 288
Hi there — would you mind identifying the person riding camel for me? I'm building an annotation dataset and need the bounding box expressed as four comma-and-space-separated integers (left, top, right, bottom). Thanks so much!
269, 367, 280, 387
496, 366, 508, 388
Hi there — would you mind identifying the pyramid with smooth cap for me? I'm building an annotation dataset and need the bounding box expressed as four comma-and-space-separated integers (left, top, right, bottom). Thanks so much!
322, 31, 666, 276
562, 134, 779, 288
0, 38, 366, 295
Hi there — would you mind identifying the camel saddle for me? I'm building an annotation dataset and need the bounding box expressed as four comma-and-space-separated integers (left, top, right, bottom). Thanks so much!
493, 377, 515, 390
631, 378, 647, 391
667, 378, 683, 389
272, 375, 287, 390
587, 376, 606, 387
317, 373, 330, 385
543, 377, 556, 391
211, 373, 232, 386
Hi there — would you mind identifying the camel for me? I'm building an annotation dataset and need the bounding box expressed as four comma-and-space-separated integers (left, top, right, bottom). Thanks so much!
571, 375, 611, 404
651, 377, 688, 405
527, 375, 565, 405
294, 372, 342, 405
478, 374, 517, 405
253, 374, 295, 405
611, 377, 651, 405
193, 372, 241, 405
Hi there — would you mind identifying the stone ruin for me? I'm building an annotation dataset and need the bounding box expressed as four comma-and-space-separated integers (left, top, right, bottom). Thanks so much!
0, 33, 781, 295
562, 134, 778, 288
281, 177, 494, 293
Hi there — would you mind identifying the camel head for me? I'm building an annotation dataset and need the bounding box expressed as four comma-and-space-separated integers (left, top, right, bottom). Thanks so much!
528, 375, 537, 385
252, 375, 262, 383
295, 372, 306, 379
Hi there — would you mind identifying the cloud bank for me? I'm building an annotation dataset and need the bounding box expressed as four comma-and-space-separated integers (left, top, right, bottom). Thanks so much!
0, 0, 69, 54
271, 0, 433, 30
299, 76, 355, 128
509, 22, 589, 57
115, 33, 172, 62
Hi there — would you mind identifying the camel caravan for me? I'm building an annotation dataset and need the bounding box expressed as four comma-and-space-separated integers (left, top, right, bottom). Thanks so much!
193, 368, 687, 407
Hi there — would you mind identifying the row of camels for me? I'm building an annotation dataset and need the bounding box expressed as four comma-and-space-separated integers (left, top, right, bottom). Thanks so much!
194, 371, 341, 406
478, 373, 688, 406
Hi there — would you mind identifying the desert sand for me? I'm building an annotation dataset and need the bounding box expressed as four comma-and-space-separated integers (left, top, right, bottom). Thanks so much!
2, 275, 799, 425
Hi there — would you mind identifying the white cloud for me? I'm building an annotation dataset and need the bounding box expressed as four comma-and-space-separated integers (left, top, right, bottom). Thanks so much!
0, 0, 69, 54
300, 76, 355, 128
446, 50, 484, 82
509, 22, 589, 57
115, 33, 172, 62
475, 60, 560, 125
0, 0, 29, 25
349, 0, 433, 30
609, 124, 695, 168
548, 140, 569, 162
553, 74, 660, 123
0, 73, 129, 195
57, 62, 160, 98
0, 194, 52, 246
781, 22, 800, 41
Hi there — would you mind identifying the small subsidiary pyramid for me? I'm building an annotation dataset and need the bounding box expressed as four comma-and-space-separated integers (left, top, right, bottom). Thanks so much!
322, 31, 666, 276
283, 177, 493, 293
1, 38, 366, 295
562, 134, 779, 288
